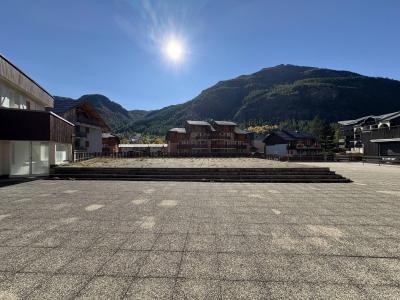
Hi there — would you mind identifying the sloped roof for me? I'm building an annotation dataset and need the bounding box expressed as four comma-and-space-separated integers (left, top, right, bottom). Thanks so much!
234, 128, 248, 134
214, 121, 237, 126
169, 128, 186, 133
186, 120, 216, 131
263, 129, 316, 143
338, 111, 400, 126
102, 133, 116, 138
377, 111, 400, 121
338, 115, 374, 126
186, 120, 211, 126
52, 98, 79, 114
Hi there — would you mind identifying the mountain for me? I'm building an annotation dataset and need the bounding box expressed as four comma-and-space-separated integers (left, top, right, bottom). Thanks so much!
56, 64, 400, 135
53, 94, 148, 132
125, 64, 400, 135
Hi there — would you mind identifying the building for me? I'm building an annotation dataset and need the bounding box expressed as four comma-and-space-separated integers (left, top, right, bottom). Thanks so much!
51, 99, 110, 153
0, 54, 74, 177
118, 144, 167, 156
339, 111, 400, 157
248, 132, 266, 154
166, 120, 250, 155
263, 129, 321, 157
102, 133, 120, 153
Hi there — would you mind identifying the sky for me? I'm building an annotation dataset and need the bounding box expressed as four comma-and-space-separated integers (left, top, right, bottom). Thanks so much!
1, 0, 400, 110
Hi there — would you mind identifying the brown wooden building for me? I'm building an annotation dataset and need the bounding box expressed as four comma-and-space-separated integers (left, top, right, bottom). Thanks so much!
102, 133, 120, 153
166, 120, 250, 155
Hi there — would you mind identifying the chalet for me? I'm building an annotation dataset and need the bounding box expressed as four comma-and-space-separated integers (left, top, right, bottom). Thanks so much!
263, 129, 321, 157
102, 133, 120, 153
0, 54, 74, 177
166, 120, 250, 155
339, 111, 400, 157
51, 99, 110, 153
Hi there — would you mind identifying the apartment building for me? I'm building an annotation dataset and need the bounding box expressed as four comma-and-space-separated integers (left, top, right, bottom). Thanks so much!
51, 98, 110, 153
0, 54, 74, 177
339, 111, 400, 157
166, 120, 250, 155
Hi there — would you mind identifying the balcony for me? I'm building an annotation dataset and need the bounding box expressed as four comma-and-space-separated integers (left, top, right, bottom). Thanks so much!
0, 108, 74, 144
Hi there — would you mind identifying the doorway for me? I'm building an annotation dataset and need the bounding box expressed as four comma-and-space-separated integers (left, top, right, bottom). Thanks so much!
10, 141, 49, 176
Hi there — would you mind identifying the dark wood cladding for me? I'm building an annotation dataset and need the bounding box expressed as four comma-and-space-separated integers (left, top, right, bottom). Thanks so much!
50, 113, 74, 144
0, 108, 73, 143
362, 126, 400, 156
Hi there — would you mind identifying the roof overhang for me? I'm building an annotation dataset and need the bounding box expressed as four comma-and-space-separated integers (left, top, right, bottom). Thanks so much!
371, 138, 400, 143
0, 54, 54, 108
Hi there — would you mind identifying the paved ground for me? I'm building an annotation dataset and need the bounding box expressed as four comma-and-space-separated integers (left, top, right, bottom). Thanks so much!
69, 157, 309, 168
0, 162, 400, 299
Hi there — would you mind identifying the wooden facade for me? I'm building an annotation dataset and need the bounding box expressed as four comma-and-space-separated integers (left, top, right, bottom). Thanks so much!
362, 126, 400, 156
0, 55, 53, 108
166, 121, 250, 155
0, 108, 74, 143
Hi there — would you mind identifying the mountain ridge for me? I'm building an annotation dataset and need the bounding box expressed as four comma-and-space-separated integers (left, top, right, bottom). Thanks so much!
55, 64, 400, 135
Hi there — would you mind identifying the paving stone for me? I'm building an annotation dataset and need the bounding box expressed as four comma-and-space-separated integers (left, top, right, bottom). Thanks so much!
99, 250, 147, 276
125, 278, 175, 300
76, 276, 130, 299
138, 251, 182, 277
0, 273, 48, 299
27, 274, 89, 300
219, 253, 262, 280
120, 233, 158, 250
152, 233, 187, 251
61, 249, 115, 275
179, 252, 219, 279
220, 280, 270, 300
23, 248, 82, 273
174, 279, 220, 299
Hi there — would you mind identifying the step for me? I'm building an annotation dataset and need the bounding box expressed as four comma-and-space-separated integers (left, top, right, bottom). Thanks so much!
51, 173, 344, 179
50, 177, 351, 183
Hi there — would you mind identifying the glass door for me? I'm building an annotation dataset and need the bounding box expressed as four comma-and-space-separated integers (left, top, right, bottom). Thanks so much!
10, 141, 49, 176
10, 141, 31, 176
32, 142, 49, 175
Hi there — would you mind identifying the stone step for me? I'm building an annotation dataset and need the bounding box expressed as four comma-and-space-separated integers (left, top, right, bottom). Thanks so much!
50, 166, 350, 183
51, 173, 344, 180
50, 176, 351, 183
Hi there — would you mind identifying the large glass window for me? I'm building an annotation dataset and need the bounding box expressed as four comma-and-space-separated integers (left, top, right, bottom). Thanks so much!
10, 141, 49, 176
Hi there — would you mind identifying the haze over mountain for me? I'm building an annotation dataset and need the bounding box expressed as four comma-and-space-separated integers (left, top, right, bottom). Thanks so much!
56, 64, 400, 135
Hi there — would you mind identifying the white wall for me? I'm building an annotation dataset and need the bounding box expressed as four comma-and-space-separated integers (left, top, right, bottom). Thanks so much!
265, 144, 288, 156
252, 140, 265, 153
0, 141, 10, 176
0, 80, 45, 111
87, 127, 103, 153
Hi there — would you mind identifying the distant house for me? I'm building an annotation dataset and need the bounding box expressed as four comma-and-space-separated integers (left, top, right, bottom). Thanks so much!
338, 111, 400, 157
166, 120, 250, 155
0, 54, 74, 177
102, 133, 120, 153
51, 99, 110, 153
248, 132, 265, 154
263, 129, 321, 157
118, 144, 167, 156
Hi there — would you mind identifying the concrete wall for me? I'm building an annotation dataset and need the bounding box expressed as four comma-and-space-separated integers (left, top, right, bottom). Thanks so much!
0, 141, 10, 176
265, 143, 288, 156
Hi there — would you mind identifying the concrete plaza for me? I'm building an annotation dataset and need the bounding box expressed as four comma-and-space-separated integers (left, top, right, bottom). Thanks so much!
0, 162, 399, 299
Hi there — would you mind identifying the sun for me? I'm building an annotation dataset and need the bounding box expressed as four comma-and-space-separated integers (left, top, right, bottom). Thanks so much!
163, 38, 185, 62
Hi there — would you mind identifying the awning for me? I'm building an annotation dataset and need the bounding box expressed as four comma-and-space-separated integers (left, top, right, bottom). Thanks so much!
370, 138, 400, 143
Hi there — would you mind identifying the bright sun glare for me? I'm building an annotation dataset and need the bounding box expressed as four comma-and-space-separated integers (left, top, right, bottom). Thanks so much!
163, 38, 184, 62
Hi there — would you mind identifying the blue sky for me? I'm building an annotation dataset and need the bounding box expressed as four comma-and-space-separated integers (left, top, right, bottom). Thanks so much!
1, 0, 399, 110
